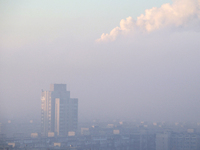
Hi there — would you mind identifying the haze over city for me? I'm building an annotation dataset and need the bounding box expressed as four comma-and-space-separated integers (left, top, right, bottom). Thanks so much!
1, 0, 200, 123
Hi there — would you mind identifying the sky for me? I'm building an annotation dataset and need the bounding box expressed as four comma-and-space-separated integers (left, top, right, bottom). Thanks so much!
1, 0, 200, 123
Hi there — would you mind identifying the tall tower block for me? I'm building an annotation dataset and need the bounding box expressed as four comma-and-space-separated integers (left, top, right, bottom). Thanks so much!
41, 84, 78, 137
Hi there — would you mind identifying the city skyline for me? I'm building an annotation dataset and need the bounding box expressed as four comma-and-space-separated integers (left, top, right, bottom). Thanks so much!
1, 0, 200, 149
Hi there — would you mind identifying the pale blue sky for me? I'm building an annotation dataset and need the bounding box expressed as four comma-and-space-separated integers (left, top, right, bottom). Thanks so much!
1, 0, 172, 18
0, 0, 172, 48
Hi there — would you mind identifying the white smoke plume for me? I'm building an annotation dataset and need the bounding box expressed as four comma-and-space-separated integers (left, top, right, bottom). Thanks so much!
96, 0, 200, 42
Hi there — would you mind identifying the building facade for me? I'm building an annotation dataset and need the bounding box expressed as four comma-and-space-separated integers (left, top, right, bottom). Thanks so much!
171, 132, 200, 150
41, 84, 78, 137
156, 132, 171, 150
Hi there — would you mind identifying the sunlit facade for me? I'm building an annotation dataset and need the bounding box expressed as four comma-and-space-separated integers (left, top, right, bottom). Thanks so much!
41, 84, 78, 137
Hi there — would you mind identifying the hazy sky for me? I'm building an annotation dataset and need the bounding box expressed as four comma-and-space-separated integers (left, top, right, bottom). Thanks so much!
1, 0, 200, 122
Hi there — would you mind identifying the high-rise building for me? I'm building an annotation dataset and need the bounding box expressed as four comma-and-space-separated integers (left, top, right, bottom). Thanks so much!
41, 84, 78, 137
156, 132, 171, 150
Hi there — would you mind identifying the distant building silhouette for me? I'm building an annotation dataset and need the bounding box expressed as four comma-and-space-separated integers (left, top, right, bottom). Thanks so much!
41, 84, 78, 137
